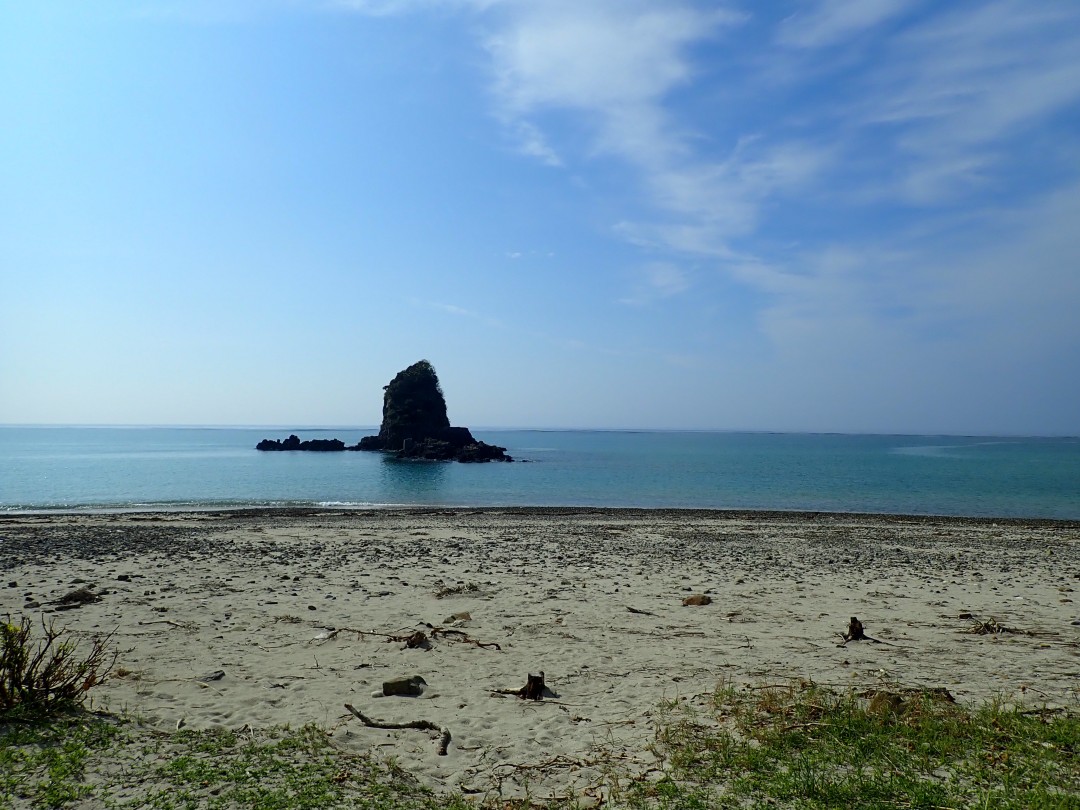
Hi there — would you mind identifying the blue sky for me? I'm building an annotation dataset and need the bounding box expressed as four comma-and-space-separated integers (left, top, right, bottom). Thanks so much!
2, 0, 1078, 434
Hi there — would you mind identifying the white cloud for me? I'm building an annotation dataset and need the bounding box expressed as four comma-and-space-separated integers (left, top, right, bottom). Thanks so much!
482, 1, 736, 178
503, 119, 562, 166
739, 177, 1080, 370
340, 0, 1080, 414
619, 262, 691, 306
861, 1, 1080, 202
485, 3, 726, 113
332, 0, 498, 15
777, 0, 915, 49
479, 2, 843, 260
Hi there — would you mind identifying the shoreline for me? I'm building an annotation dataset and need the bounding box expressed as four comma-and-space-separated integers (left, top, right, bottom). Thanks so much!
5, 504, 1080, 529
2, 509, 1078, 800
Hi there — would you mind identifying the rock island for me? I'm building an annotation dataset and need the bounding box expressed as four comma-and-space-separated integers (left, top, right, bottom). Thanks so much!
256, 360, 512, 462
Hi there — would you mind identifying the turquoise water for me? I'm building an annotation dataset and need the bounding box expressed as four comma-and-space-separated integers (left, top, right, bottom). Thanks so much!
1, 427, 1078, 518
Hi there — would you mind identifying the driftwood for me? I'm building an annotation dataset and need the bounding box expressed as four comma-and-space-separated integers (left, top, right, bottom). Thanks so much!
403, 631, 429, 650
429, 627, 502, 650
312, 626, 500, 651
344, 703, 451, 756
138, 619, 198, 631
53, 586, 105, 610
844, 617, 867, 641
519, 671, 546, 700
433, 582, 480, 598
837, 616, 895, 646
491, 671, 551, 700
967, 617, 1022, 635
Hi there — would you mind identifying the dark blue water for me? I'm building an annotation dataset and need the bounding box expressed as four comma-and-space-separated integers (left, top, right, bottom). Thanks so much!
1, 427, 1078, 518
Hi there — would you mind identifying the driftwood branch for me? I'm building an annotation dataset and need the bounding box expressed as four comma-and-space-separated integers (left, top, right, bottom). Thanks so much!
343, 703, 451, 756
966, 616, 1024, 635
138, 619, 198, 631
314, 626, 500, 651
492, 672, 552, 700
836, 616, 896, 646
429, 627, 502, 650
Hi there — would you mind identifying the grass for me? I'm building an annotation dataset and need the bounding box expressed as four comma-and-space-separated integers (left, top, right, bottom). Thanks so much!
0, 682, 1076, 809
623, 681, 1080, 809
0, 714, 476, 810
0, 711, 123, 808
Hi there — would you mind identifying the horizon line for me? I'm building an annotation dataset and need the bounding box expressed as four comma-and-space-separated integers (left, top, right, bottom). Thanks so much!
1, 423, 1077, 440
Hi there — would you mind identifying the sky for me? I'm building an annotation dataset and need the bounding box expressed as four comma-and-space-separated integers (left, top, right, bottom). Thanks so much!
2, 0, 1079, 434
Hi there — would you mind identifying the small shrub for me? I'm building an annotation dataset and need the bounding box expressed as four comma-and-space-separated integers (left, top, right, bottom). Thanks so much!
0, 614, 117, 715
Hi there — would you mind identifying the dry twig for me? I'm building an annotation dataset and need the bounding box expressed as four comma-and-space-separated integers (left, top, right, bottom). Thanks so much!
343, 703, 451, 755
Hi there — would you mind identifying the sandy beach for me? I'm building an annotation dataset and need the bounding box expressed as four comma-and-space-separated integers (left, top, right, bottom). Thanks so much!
2, 509, 1078, 802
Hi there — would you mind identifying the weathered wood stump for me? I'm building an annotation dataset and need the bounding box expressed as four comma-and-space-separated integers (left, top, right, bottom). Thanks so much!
837, 616, 895, 646
404, 631, 429, 649
518, 671, 546, 700
844, 617, 867, 641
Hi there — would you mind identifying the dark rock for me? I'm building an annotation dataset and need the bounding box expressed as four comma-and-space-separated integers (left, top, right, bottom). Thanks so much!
382, 674, 427, 697
374, 360, 452, 450
55, 586, 101, 606
358, 361, 512, 462
256, 434, 346, 452
255, 360, 512, 461
197, 670, 226, 682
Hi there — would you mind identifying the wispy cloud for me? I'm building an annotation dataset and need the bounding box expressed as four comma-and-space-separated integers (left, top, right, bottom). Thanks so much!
858, 1, 1080, 202
777, 0, 916, 49
619, 262, 691, 306
481, 1, 802, 262
410, 299, 505, 329
344, 0, 1080, 379
332, 0, 499, 15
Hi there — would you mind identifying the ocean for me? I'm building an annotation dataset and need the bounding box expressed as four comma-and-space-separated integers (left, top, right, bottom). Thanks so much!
1, 427, 1078, 519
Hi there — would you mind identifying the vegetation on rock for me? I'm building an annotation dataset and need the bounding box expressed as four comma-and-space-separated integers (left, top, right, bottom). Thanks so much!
375, 360, 452, 449
359, 360, 512, 462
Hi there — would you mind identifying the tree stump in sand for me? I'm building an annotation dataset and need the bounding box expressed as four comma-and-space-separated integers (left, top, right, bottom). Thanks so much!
837, 616, 894, 646
404, 631, 429, 649
844, 617, 867, 641
518, 672, 546, 700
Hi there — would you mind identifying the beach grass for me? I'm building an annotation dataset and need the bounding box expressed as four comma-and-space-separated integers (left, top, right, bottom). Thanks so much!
623, 680, 1080, 809
0, 712, 472, 810
2, 683, 1077, 809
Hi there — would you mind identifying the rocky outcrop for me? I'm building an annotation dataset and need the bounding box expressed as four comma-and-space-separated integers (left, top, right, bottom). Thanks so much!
256, 435, 346, 452
255, 361, 512, 462
357, 361, 512, 463
375, 360, 452, 450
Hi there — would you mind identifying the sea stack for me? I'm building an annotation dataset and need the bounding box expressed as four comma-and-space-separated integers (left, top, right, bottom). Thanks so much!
357, 361, 512, 462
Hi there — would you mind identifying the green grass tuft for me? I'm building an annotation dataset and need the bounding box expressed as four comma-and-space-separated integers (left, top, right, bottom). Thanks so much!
623, 681, 1080, 809
1, 682, 1076, 809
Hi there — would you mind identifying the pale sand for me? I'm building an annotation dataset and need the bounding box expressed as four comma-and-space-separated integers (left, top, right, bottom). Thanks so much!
2, 509, 1078, 801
